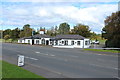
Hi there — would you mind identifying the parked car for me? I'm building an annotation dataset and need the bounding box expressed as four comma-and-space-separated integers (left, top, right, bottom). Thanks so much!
91, 40, 100, 45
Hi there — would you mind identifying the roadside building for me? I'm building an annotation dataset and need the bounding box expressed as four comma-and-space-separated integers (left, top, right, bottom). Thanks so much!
51, 35, 90, 48
18, 31, 90, 48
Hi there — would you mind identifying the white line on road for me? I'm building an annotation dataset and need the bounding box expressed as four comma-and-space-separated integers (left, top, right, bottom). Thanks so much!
35, 51, 56, 57
89, 64, 119, 70
35, 52, 40, 53
50, 54, 55, 57
69, 55, 78, 58
25, 56, 38, 60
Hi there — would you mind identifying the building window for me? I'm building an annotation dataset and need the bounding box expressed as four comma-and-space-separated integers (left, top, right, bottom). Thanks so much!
42, 39, 45, 45
77, 41, 80, 45
65, 41, 68, 45
36, 40, 39, 44
62, 41, 64, 44
71, 41, 74, 45
55, 41, 58, 45
28, 40, 30, 43
85, 41, 89, 45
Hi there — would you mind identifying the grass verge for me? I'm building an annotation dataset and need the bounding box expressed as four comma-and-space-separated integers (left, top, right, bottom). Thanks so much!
1, 60, 46, 79
84, 48, 120, 53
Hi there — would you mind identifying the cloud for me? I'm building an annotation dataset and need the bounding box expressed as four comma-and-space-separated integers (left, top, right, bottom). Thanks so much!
2, 2, 118, 33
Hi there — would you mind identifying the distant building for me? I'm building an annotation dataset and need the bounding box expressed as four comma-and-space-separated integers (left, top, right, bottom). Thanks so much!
39, 29, 45, 34
18, 32, 90, 48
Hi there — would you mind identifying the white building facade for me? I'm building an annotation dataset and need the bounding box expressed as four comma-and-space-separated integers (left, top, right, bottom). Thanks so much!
18, 33, 91, 48
51, 35, 90, 48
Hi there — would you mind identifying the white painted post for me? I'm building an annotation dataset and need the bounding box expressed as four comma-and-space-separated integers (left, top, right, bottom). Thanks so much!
18, 55, 25, 67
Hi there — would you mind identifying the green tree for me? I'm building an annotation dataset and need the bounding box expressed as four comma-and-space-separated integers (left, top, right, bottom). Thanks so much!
11, 28, 20, 40
72, 24, 91, 37
19, 24, 32, 38
19, 31, 25, 38
102, 11, 120, 48
58, 22, 70, 34
3, 29, 12, 38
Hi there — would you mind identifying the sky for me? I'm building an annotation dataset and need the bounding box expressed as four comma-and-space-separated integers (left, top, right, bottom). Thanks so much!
0, 0, 119, 34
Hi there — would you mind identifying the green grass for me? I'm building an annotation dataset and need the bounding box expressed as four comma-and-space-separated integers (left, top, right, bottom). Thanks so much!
1, 61, 46, 79
0, 39, 18, 43
84, 49, 120, 53
0, 61, 2, 79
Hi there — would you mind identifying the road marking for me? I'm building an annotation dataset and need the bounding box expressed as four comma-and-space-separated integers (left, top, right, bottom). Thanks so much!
69, 55, 78, 58
25, 56, 38, 60
89, 64, 119, 70
35, 52, 40, 53
35, 51, 56, 57
65, 59, 68, 62
97, 54, 102, 55
50, 54, 55, 57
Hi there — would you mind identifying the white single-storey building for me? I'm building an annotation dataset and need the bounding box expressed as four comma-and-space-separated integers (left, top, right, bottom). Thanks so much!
51, 35, 90, 48
18, 31, 91, 48
18, 34, 51, 45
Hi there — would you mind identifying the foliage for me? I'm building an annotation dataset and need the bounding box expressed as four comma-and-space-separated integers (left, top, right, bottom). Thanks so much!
58, 22, 70, 34
0, 30, 2, 39
4, 35, 10, 40
102, 11, 120, 48
71, 24, 91, 37
46, 26, 58, 36
11, 28, 20, 39
22, 24, 32, 37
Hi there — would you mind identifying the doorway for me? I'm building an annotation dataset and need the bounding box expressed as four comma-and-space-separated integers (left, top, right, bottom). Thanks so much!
46, 40, 49, 45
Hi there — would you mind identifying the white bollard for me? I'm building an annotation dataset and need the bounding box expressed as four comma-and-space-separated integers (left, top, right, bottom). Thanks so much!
18, 55, 25, 67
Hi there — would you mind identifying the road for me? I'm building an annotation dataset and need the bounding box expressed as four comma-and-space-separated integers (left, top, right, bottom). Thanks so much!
2, 43, 119, 78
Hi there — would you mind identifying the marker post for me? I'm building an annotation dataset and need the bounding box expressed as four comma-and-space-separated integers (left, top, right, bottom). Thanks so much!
18, 55, 25, 67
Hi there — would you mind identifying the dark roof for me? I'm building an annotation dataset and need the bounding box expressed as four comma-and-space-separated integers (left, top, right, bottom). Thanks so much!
53, 35, 85, 40
19, 34, 51, 40
32, 34, 51, 38
19, 34, 85, 40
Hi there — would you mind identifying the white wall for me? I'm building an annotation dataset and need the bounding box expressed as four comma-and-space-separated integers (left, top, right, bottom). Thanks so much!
25, 39, 32, 45
73, 40, 84, 48
53, 39, 84, 48
18, 40, 25, 43
39, 31, 44, 34
34, 39, 41, 44
83, 39, 91, 48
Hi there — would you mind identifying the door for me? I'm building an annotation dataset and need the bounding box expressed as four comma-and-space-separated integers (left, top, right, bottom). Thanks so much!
32, 39, 34, 45
46, 40, 49, 45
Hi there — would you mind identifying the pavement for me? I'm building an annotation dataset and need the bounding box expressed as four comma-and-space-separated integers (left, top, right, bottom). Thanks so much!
1, 43, 120, 79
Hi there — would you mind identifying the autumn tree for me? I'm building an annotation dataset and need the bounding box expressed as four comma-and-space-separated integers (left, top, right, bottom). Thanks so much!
102, 11, 120, 48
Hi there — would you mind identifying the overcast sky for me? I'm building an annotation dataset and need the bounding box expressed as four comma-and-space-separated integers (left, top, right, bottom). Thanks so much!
0, 0, 119, 34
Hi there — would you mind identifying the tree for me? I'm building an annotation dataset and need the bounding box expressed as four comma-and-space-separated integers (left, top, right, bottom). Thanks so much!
71, 24, 91, 37
58, 22, 70, 34
0, 30, 3, 39
19, 31, 25, 38
4, 35, 10, 41
11, 28, 20, 40
19, 24, 32, 38
102, 11, 120, 48
46, 27, 55, 36
3, 29, 12, 38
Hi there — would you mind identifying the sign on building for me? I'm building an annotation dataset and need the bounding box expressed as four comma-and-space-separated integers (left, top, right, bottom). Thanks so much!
18, 55, 25, 67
